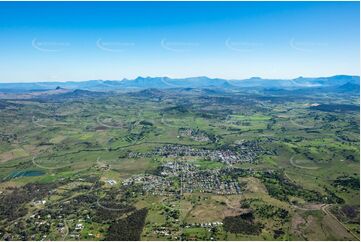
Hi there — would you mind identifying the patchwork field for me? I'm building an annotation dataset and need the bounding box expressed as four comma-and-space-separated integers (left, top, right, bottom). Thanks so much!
0, 87, 359, 240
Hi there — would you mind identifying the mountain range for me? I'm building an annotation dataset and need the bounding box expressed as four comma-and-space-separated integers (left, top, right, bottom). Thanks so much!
0, 75, 359, 93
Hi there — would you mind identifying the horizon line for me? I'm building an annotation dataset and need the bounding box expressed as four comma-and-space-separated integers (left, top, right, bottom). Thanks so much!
0, 74, 360, 84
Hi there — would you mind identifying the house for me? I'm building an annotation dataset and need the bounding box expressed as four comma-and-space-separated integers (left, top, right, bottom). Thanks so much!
106, 179, 117, 186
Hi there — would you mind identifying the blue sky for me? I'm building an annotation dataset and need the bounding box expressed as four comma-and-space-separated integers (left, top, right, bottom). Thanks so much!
0, 1, 359, 82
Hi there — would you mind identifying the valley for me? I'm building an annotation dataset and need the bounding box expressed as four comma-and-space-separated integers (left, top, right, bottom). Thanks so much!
0, 84, 359, 240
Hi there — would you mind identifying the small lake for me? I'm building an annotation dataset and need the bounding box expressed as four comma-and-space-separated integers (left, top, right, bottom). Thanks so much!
9, 170, 45, 179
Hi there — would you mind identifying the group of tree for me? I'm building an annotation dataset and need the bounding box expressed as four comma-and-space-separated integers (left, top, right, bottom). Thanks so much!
105, 208, 148, 240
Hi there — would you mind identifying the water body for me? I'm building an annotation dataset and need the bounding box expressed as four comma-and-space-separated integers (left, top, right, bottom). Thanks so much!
9, 170, 45, 179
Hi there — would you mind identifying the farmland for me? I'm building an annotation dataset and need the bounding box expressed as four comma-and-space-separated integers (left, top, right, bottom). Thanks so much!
0, 87, 359, 240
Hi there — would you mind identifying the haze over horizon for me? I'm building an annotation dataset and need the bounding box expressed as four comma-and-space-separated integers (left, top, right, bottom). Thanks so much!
1, 74, 361, 85
0, 1, 359, 83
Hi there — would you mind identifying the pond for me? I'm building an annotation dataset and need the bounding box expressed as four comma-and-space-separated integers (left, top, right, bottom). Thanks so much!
8, 170, 45, 179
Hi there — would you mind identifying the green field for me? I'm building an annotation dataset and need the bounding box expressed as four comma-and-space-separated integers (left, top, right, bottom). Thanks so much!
0, 88, 359, 241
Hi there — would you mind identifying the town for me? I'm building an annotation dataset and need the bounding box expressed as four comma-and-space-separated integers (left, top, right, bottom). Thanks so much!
123, 161, 245, 195
129, 141, 263, 165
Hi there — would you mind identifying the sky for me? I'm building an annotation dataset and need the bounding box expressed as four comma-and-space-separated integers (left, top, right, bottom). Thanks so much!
0, 1, 359, 83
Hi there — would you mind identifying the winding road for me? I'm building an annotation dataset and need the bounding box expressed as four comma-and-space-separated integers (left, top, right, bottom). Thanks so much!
289, 155, 320, 170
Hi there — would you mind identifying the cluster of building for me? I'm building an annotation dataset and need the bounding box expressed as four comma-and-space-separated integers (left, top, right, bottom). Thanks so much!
0, 133, 17, 143
129, 144, 260, 165
122, 161, 243, 196
25, 206, 91, 240
184, 221, 223, 228
181, 169, 242, 194
123, 174, 176, 196
233, 139, 263, 162
178, 128, 211, 142
153, 227, 174, 237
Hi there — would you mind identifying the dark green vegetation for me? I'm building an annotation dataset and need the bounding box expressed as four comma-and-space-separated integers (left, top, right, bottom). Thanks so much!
310, 104, 360, 113
259, 171, 344, 203
333, 176, 360, 191
106, 208, 148, 241
0, 85, 359, 240
223, 211, 262, 235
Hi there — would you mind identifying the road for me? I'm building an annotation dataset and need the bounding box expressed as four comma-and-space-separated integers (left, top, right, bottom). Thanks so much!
289, 155, 320, 170
62, 219, 69, 240
321, 204, 359, 241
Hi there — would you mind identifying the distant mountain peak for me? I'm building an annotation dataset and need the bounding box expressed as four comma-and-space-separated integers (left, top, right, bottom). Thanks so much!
337, 82, 360, 93
0, 75, 359, 92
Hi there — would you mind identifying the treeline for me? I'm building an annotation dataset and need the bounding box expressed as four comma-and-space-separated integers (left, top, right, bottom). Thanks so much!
310, 104, 359, 113
254, 204, 289, 220
0, 182, 59, 221
105, 208, 148, 241
223, 211, 262, 235
258, 171, 344, 204
333, 176, 360, 191
240, 198, 289, 235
